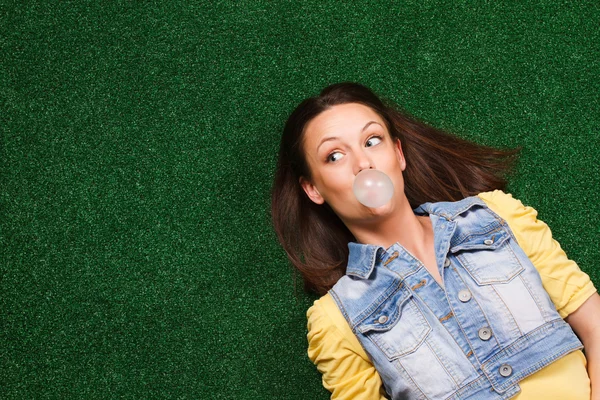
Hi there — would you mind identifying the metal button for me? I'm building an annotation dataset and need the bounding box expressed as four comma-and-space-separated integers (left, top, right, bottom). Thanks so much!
378, 315, 388, 324
484, 239, 494, 245
458, 289, 472, 302
499, 364, 513, 377
478, 327, 492, 341
444, 259, 451, 268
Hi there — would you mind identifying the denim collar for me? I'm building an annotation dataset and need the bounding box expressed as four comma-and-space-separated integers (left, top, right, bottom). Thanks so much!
346, 242, 385, 279
345, 196, 484, 279
413, 195, 485, 220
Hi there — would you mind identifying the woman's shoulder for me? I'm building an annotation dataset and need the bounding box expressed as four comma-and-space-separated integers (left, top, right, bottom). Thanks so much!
476, 189, 545, 244
306, 292, 373, 364
477, 190, 534, 223
307, 292, 349, 335
419, 190, 524, 221
477, 189, 521, 208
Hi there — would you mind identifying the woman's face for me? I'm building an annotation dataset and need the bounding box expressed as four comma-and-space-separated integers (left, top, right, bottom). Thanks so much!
300, 103, 407, 223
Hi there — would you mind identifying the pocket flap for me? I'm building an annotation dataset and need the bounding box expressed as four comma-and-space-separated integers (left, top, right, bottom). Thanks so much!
356, 286, 431, 359
357, 287, 411, 334
450, 228, 509, 253
449, 227, 523, 285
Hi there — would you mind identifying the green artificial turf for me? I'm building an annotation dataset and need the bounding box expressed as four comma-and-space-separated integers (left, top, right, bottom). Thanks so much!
1, 1, 599, 398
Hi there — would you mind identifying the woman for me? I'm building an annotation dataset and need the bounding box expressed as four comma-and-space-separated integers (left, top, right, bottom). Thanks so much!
271, 82, 599, 399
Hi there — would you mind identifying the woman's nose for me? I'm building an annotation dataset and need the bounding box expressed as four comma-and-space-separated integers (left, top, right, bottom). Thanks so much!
354, 150, 375, 175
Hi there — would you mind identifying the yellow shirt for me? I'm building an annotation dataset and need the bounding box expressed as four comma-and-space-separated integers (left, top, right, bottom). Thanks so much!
307, 190, 597, 399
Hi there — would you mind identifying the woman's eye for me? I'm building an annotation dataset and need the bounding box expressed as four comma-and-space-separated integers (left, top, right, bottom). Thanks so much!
366, 136, 382, 147
327, 152, 344, 162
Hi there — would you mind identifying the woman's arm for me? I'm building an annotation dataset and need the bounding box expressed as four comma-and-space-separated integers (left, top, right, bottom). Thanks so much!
479, 190, 598, 397
566, 293, 600, 400
307, 294, 387, 400
479, 191, 597, 318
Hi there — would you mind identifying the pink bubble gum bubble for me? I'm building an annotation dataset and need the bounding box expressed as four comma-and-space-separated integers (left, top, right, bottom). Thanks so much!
352, 169, 394, 208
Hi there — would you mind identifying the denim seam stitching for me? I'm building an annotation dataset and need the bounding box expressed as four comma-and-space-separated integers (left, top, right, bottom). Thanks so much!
490, 284, 524, 337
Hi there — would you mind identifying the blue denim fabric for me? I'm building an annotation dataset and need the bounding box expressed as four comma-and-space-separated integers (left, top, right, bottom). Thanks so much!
330, 196, 583, 400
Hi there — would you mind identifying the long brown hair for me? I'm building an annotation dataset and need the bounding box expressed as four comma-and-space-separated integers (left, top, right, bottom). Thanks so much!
271, 82, 518, 295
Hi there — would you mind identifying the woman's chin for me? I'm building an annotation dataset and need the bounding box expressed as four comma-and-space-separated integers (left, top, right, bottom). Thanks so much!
334, 198, 397, 223
361, 199, 395, 216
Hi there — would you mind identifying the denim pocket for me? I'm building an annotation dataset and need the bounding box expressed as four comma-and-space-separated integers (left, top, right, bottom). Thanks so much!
357, 287, 431, 359
450, 227, 524, 285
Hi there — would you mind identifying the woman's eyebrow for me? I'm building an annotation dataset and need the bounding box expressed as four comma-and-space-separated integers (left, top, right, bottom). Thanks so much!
316, 136, 340, 152
316, 121, 382, 151
361, 121, 380, 131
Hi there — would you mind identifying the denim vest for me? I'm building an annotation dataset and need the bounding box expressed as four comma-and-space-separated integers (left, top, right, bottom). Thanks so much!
330, 196, 583, 400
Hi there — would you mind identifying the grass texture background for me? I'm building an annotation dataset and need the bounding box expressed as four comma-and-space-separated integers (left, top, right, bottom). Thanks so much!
2, 1, 599, 399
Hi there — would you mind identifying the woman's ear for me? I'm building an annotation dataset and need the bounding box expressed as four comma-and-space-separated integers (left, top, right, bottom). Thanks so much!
299, 177, 325, 205
394, 139, 406, 171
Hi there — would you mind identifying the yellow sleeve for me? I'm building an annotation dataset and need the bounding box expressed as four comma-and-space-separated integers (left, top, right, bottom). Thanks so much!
478, 190, 597, 318
306, 293, 387, 400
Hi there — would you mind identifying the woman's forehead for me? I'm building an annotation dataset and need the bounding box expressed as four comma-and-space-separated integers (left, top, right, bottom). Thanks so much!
305, 103, 385, 140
